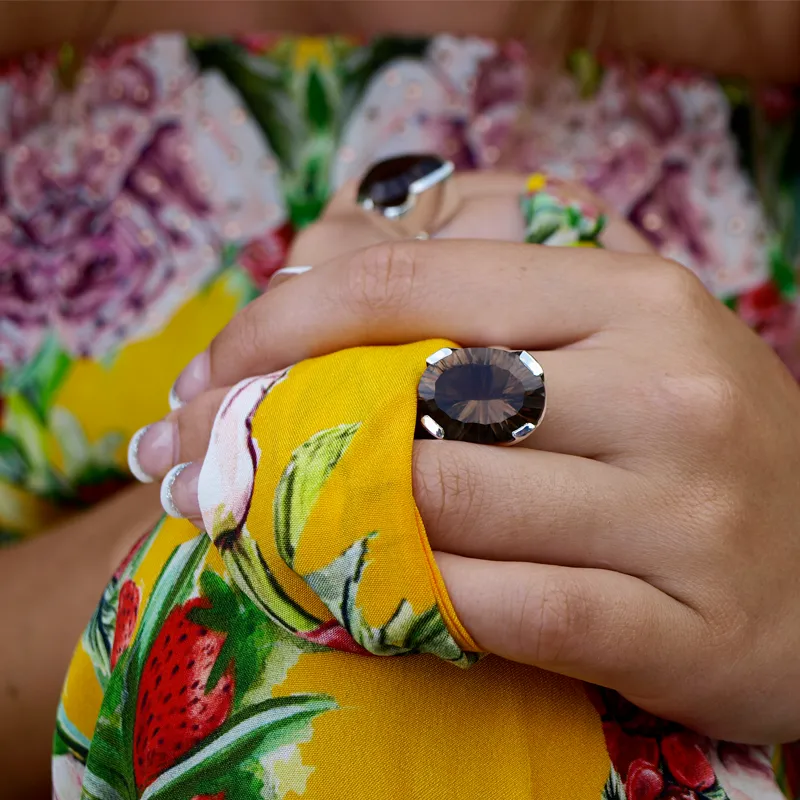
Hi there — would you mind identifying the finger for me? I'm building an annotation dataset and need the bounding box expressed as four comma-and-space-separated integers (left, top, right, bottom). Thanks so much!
437, 193, 526, 241
128, 387, 230, 481
135, 342, 639, 518
324, 172, 529, 220
286, 213, 386, 268
413, 440, 653, 572
194, 240, 649, 398
434, 550, 704, 706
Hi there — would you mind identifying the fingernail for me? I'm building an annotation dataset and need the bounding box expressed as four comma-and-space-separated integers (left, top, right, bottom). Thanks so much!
128, 421, 177, 482
268, 265, 312, 291
160, 461, 202, 519
170, 351, 210, 409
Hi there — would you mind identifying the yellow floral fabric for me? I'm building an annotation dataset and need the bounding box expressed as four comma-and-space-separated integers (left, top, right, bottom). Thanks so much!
56, 338, 790, 800
56, 341, 614, 800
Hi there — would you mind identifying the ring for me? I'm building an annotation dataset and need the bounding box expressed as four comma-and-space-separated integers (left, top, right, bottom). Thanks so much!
417, 346, 546, 445
357, 153, 461, 240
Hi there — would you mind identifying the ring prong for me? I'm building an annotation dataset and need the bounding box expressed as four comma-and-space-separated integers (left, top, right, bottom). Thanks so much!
518, 350, 544, 377
426, 347, 454, 365
421, 415, 445, 439
511, 422, 536, 440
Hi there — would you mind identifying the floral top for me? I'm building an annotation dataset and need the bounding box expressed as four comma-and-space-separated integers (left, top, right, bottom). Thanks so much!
0, 30, 798, 800
0, 33, 798, 542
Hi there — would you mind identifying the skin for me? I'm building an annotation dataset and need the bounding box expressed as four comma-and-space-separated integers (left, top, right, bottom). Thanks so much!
0, 1, 798, 82
135, 174, 800, 745
0, 482, 162, 800
0, 2, 798, 796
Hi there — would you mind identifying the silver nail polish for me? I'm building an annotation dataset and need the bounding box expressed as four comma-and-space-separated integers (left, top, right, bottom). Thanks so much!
168, 383, 183, 411
160, 462, 192, 518
128, 425, 154, 484
268, 264, 313, 289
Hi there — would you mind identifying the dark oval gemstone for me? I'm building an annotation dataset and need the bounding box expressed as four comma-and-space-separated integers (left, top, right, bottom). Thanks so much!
357, 154, 449, 210
417, 347, 546, 445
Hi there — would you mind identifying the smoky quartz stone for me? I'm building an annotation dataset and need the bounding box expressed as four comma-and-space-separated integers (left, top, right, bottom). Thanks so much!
357, 154, 451, 212
417, 347, 546, 445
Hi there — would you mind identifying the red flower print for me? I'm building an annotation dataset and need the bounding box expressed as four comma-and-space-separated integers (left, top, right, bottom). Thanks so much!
661, 733, 715, 791
590, 688, 721, 799
603, 722, 660, 781
238, 221, 294, 290
297, 619, 373, 656
627, 759, 665, 800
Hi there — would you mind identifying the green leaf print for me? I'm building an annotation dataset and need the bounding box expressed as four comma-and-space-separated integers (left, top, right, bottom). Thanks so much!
699, 784, 733, 800
602, 768, 627, 800
1, 335, 71, 423
192, 40, 303, 171
218, 528, 321, 634
0, 432, 29, 484
138, 694, 336, 800
566, 48, 605, 99
190, 569, 303, 706
305, 535, 478, 665
81, 520, 161, 689
4, 392, 53, 493
82, 534, 210, 799
274, 423, 360, 568
81, 653, 131, 799
55, 704, 91, 762
306, 68, 332, 129
127, 534, 210, 681
337, 37, 429, 132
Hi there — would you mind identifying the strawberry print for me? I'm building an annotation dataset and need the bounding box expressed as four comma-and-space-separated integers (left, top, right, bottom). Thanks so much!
133, 597, 234, 791
109, 579, 140, 670
590, 687, 727, 800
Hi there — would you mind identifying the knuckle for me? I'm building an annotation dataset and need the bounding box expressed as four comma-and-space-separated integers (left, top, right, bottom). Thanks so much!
660, 371, 742, 441
344, 242, 419, 317
637, 259, 707, 313
412, 443, 484, 531
207, 304, 261, 384
170, 391, 219, 463
520, 574, 590, 666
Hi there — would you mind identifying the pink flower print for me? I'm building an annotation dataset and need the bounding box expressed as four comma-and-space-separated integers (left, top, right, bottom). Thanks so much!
0, 34, 285, 366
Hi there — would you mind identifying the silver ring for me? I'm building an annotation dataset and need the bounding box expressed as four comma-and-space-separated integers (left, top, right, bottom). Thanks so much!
417, 347, 546, 445
357, 153, 461, 239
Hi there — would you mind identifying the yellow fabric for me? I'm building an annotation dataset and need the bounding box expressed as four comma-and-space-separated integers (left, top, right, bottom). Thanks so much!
246, 341, 477, 651
58, 339, 613, 798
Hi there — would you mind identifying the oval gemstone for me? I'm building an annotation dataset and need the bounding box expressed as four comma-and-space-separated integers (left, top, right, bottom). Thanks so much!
417, 347, 546, 444
357, 154, 449, 211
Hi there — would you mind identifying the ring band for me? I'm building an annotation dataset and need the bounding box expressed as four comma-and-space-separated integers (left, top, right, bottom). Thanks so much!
357, 153, 461, 239
417, 346, 546, 445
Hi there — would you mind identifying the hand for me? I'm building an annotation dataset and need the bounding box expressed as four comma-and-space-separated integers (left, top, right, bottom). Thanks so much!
129, 175, 800, 743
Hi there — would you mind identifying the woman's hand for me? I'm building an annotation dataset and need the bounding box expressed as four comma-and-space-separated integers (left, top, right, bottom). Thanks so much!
130, 178, 800, 744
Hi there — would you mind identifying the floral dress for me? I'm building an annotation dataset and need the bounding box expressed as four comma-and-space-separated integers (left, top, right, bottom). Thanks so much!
0, 32, 798, 800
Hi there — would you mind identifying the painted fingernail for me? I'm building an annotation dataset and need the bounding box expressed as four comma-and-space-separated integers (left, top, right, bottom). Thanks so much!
170, 351, 210, 409
128, 421, 177, 482
267, 265, 312, 291
160, 461, 202, 519
128, 425, 154, 483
